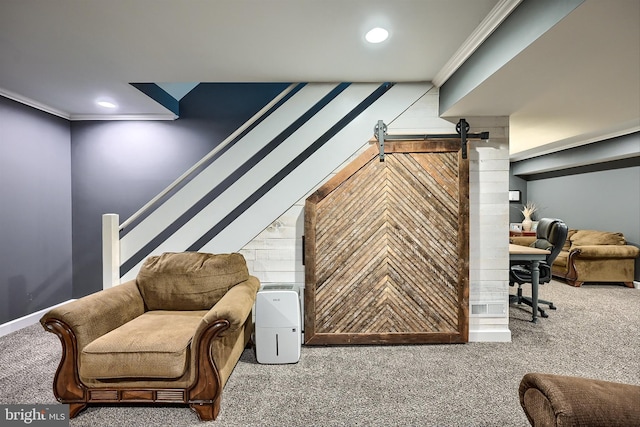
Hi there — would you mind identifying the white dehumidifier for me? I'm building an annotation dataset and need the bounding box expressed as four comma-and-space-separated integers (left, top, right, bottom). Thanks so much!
255, 284, 301, 364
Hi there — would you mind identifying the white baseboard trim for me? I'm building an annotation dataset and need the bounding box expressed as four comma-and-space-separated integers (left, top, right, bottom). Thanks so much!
0, 300, 75, 338
469, 329, 512, 342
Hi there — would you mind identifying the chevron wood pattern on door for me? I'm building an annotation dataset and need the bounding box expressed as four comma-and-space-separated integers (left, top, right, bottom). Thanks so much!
304, 141, 469, 345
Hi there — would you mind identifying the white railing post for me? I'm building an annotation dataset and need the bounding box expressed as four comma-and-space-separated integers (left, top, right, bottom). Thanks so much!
102, 213, 120, 289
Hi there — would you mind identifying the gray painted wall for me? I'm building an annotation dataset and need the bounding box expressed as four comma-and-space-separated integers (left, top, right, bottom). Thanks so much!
527, 165, 640, 242
0, 97, 72, 324
70, 119, 235, 297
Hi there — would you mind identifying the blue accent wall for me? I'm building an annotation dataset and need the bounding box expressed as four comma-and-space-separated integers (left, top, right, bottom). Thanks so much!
0, 97, 72, 324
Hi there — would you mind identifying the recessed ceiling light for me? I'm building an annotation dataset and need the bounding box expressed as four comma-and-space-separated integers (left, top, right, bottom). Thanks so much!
96, 100, 117, 109
365, 27, 389, 44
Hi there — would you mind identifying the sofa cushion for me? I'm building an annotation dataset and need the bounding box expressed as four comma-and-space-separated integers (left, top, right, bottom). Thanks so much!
80, 310, 207, 380
137, 252, 249, 310
570, 230, 625, 247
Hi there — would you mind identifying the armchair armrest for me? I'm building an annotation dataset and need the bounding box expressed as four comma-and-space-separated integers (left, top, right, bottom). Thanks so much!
519, 373, 640, 427
570, 245, 640, 259
196, 276, 261, 338
39, 280, 145, 406
40, 280, 145, 349
187, 275, 260, 419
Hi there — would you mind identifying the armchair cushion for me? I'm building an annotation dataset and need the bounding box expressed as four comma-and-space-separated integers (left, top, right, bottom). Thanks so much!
80, 310, 207, 380
137, 252, 249, 310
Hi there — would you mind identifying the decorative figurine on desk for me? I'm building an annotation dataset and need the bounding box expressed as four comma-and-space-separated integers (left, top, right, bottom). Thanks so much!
520, 201, 538, 232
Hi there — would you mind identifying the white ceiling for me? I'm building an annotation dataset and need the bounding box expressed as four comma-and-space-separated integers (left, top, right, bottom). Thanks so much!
0, 0, 638, 160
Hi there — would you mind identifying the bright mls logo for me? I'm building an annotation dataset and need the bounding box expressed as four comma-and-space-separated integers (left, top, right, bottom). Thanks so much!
1, 405, 69, 426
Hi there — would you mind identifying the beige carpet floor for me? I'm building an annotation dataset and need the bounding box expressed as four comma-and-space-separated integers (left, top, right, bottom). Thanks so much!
1, 280, 638, 426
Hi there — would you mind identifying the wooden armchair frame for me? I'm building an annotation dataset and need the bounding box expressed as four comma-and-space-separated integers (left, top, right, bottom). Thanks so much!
42, 316, 234, 420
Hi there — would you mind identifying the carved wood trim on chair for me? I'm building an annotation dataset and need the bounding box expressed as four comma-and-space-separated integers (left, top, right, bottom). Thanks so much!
188, 319, 230, 421
42, 318, 87, 417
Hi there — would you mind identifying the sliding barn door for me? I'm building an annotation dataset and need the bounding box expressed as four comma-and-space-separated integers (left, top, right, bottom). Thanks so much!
304, 141, 468, 345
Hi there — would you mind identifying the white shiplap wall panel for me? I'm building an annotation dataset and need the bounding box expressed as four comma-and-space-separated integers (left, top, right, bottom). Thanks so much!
240, 202, 305, 284
467, 121, 510, 341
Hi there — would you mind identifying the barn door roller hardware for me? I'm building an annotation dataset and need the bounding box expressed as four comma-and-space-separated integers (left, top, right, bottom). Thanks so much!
373, 118, 489, 161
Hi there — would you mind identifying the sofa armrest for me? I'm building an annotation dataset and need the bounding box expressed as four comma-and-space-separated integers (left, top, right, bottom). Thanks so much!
570, 245, 640, 259
40, 280, 145, 349
519, 373, 640, 427
196, 275, 260, 338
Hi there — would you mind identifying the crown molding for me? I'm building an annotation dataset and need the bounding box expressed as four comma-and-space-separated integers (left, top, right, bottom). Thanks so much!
0, 87, 70, 119
70, 113, 178, 121
0, 87, 178, 121
509, 122, 640, 162
432, 0, 523, 87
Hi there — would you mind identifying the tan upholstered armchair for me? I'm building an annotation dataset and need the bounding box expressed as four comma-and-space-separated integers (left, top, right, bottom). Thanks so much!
41, 252, 260, 421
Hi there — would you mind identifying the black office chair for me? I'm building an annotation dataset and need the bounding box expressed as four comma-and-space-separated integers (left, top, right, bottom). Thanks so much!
510, 218, 568, 319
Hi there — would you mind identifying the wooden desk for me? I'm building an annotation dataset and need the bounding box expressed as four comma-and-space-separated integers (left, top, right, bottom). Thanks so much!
509, 244, 550, 323
509, 231, 537, 237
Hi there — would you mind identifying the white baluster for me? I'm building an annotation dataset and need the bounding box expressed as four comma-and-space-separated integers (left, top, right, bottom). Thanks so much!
102, 213, 120, 289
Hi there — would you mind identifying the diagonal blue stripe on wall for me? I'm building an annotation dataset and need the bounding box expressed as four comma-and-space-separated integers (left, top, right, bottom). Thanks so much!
199, 82, 434, 256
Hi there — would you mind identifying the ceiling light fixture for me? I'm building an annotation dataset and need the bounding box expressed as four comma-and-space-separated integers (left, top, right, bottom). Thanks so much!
96, 100, 117, 109
365, 27, 389, 44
